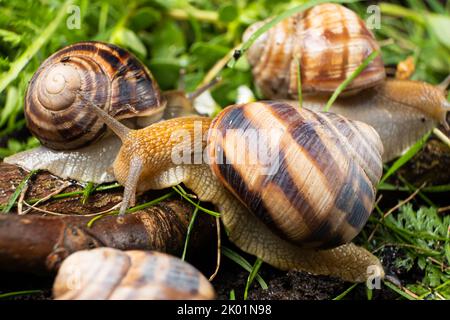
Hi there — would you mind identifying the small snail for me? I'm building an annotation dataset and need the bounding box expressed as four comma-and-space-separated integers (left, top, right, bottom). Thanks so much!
5, 41, 206, 183
83, 99, 384, 282
53, 248, 215, 300
243, 3, 450, 162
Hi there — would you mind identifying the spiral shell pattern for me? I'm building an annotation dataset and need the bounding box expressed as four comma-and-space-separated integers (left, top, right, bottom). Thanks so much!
53, 248, 215, 300
208, 101, 383, 249
243, 3, 385, 99
25, 41, 165, 150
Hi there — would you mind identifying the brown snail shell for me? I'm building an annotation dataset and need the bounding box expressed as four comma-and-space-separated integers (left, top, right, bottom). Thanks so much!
53, 248, 215, 300
208, 101, 383, 248
25, 41, 165, 150
243, 3, 385, 99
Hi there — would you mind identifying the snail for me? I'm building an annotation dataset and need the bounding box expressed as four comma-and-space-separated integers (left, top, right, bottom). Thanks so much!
5, 41, 211, 183
53, 248, 215, 300
80, 98, 384, 283
243, 3, 450, 162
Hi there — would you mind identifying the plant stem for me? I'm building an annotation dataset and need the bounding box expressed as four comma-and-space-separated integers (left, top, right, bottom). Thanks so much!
166, 7, 218, 24
379, 3, 425, 25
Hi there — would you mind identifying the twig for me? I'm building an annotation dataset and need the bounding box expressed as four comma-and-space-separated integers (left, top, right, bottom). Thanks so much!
21, 181, 72, 215
17, 183, 29, 215
209, 216, 222, 281
23, 200, 121, 217
433, 128, 450, 149
166, 6, 219, 24
199, 45, 239, 89
438, 205, 450, 213
384, 183, 425, 218
367, 194, 383, 242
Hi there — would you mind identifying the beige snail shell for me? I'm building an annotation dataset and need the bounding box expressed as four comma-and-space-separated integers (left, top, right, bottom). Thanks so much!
53, 248, 216, 300
243, 3, 385, 99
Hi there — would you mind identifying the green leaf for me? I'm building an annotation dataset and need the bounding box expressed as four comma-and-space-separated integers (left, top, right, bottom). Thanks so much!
0, 29, 21, 46
426, 14, 450, 49
190, 42, 230, 69
131, 7, 161, 30
219, 4, 238, 23
150, 21, 185, 59
111, 28, 147, 57
0, 86, 19, 127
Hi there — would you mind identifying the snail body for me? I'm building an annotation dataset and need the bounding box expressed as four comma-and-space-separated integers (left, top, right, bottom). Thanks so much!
244, 3, 449, 161
53, 248, 215, 300
86, 100, 384, 282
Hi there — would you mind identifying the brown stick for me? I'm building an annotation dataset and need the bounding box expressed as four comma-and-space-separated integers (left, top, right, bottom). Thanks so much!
0, 163, 214, 274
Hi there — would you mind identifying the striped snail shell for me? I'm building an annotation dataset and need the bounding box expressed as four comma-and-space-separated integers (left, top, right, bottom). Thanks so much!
208, 102, 384, 248
243, 3, 385, 99
53, 248, 215, 300
25, 41, 165, 150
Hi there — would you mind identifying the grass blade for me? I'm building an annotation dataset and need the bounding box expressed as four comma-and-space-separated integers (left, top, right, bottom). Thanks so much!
0, 290, 42, 299
333, 283, 358, 300
81, 182, 96, 205
1, 170, 37, 214
181, 201, 200, 261
384, 281, 418, 300
86, 191, 174, 227
222, 246, 268, 290
324, 51, 380, 112
244, 258, 264, 300
380, 131, 431, 184
172, 186, 220, 217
